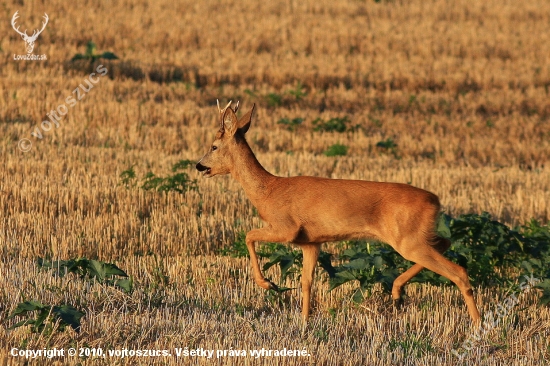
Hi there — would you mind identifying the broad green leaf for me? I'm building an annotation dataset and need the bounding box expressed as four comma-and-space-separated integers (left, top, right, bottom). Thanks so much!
8, 300, 46, 318
346, 258, 368, 270
87, 260, 107, 281
8, 319, 36, 330
373, 256, 385, 269
52, 305, 85, 331
100, 51, 119, 60
70, 54, 86, 61
436, 213, 452, 239
317, 252, 336, 278
115, 278, 133, 293
352, 288, 364, 303
101, 262, 128, 277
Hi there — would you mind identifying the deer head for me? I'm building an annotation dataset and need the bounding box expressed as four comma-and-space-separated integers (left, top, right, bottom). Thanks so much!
196, 100, 254, 177
11, 11, 49, 54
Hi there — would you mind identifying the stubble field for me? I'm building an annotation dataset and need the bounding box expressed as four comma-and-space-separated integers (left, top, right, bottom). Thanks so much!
0, 0, 549, 365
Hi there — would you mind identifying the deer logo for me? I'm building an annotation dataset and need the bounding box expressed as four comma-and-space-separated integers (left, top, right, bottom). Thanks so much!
11, 11, 49, 54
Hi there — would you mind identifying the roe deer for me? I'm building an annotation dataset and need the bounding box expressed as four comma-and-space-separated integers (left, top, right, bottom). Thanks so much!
196, 101, 481, 324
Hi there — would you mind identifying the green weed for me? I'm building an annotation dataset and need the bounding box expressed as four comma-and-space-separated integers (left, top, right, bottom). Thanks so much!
37, 257, 132, 293
324, 144, 348, 157
376, 138, 399, 158
313, 116, 351, 133
389, 331, 434, 358
265, 93, 283, 107
277, 117, 304, 131
120, 160, 198, 194
287, 81, 307, 101
8, 301, 84, 335
71, 41, 118, 63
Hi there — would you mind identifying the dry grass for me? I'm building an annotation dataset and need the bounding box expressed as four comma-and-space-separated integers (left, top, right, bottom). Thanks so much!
0, 0, 549, 364
0, 256, 548, 365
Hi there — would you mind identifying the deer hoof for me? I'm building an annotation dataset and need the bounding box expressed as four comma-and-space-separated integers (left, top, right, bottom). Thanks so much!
393, 298, 403, 310
267, 280, 279, 292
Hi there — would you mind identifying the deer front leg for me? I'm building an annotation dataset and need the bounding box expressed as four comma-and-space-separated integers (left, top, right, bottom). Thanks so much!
300, 244, 320, 323
245, 228, 289, 291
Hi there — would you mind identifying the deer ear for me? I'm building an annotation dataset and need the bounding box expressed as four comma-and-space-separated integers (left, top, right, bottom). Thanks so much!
222, 105, 239, 136
237, 104, 255, 134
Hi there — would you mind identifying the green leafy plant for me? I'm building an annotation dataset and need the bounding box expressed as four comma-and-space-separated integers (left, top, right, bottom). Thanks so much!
37, 257, 132, 293
8, 301, 84, 335
71, 41, 118, 63
328, 241, 406, 302
149, 254, 170, 290
535, 279, 550, 306
119, 164, 137, 188
518, 219, 550, 305
445, 212, 525, 286
375, 138, 397, 150
389, 330, 434, 358
261, 244, 303, 283
218, 231, 249, 258
120, 160, 198, 194
445, 214, 547, 285
313, 117, 351, 133
277, 117, 304, 131
287, 81, 307, 101
265, 93, 283, 107
244, 89, 258, 98
324, 143, 348, 157
141, 160, 197, 193
376, 138, 399, 158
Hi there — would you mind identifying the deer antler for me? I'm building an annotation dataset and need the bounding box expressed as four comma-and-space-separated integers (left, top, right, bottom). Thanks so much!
217, 99, 233, 115
216, 100, 242, 131
217, 100, 233, 131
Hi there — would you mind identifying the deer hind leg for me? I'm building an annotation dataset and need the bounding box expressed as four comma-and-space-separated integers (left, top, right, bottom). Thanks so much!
300, 244, 320, 324
392, 237, 451, 308
392, 263, 424, 309
245, 227, 292, 291
402, 238, 481, 323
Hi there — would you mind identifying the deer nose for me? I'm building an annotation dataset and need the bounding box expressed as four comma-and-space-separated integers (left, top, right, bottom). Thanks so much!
196, 162, 207, 171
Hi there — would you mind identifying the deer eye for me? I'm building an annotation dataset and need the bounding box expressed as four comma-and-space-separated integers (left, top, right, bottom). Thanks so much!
211, 145, 217, 151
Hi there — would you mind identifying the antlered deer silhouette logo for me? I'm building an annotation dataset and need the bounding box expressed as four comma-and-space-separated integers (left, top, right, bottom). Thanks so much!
11, 11, 49, 54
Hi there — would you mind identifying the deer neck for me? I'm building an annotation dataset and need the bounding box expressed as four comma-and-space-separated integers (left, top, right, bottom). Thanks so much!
230, 138, 275, 203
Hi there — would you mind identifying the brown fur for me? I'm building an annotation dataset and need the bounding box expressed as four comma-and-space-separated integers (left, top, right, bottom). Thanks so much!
196, 102, 481, 324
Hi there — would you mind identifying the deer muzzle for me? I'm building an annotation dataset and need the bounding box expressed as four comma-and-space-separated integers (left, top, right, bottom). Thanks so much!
196, 162, 211, 176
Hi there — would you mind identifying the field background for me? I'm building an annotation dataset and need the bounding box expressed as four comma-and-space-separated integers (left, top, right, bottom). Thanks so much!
1, 0, 549, 365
